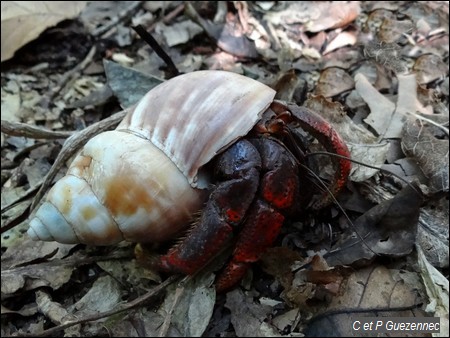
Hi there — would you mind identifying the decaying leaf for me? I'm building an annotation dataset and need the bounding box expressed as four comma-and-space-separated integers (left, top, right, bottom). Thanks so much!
417, 196, 449, 269
401, 117, 449, 193
1, 1, 87, 62
378, 18, 414, 43
325, 184, 423, 266
417, 246, 449, 337
305, 266, 426, 336
157, 272, 216, 337
413, 54, 449, 84
225, 288, 281, 337
315, 67, 355, 97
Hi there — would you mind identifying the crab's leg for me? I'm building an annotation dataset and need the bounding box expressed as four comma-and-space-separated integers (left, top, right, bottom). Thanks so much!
271, 102, 351, 210
215, 138, 299, 292
156, 139, 261, 275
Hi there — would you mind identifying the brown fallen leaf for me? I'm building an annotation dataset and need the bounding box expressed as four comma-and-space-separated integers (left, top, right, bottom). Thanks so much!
378, 18, 414, 43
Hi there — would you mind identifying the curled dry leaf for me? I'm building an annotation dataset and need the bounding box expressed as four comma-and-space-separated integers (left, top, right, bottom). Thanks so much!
417, 246, 449, 337
1, 1, 87, 62
323, 30, 358, 55
35, 290, 80, 336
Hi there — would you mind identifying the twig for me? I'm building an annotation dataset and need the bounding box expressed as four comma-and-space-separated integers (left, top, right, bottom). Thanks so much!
1, 120, 74, 139
408, 112, 449, 136
158, 285, 185, 337
148, 3, 186, 32
132, 25, 179, 78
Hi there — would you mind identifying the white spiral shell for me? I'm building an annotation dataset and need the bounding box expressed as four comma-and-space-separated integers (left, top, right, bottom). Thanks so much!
27, 71, 276, 245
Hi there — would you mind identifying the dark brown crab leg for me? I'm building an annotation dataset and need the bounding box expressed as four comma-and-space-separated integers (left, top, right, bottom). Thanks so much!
154, 138, 300, 293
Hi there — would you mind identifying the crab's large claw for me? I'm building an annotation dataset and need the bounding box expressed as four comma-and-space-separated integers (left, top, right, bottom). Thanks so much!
284, 103, 351, 209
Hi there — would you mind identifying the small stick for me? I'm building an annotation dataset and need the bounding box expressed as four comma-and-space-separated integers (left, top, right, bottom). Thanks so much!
1, 120, 74, 139
132, 25, 180, 78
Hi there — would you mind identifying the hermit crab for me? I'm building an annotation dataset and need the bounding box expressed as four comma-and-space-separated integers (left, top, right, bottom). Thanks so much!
27, 70, 351, 292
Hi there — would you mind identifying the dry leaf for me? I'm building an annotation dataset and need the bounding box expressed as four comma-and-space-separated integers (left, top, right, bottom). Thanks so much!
413, 54, 449, 84
306, 1, 361, 32
417, 246, 449, 337
323, 30, 357, 55
401, 118, 449, 193
225, 288, 280, 337
157, 272, 216, 337
158, 20, 203, 47
325, 184, 423, 267
1, 1, 87, 62
305, 266, 426, 336
315, 67, 355, 97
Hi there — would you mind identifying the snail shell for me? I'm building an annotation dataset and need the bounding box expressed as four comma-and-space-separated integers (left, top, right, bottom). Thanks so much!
28, 71, 276, 245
